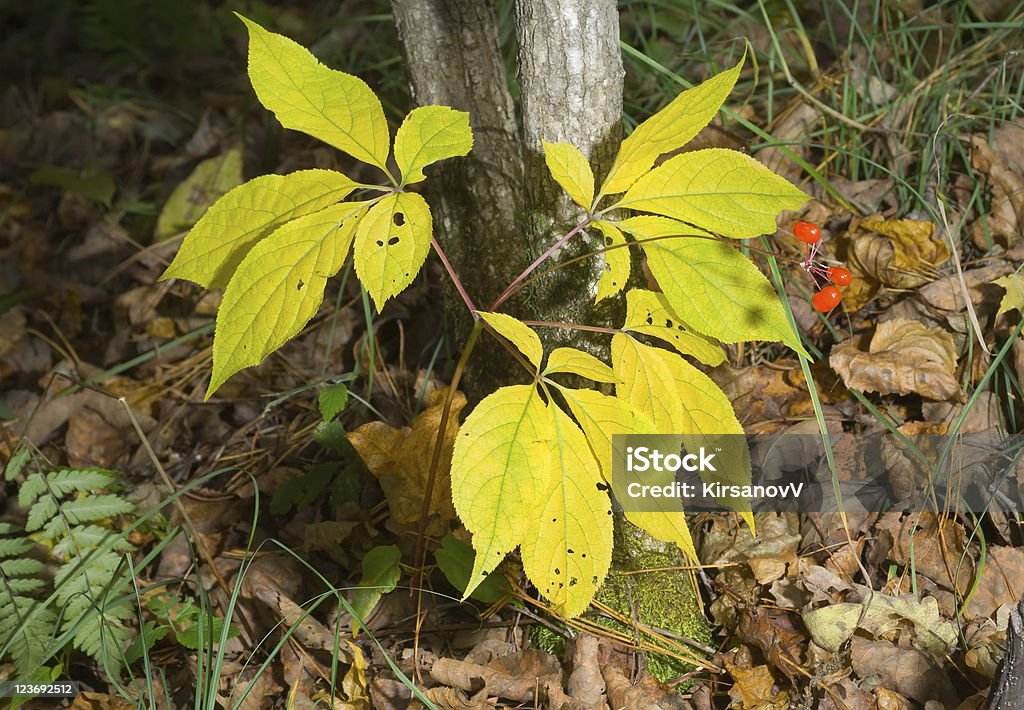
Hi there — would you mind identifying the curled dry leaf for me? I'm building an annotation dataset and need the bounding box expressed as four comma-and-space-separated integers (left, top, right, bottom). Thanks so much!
347, 387, 464, 529
919, 261, 1013, 314
966, 546, 1024, 619
969, 121, 1024, 249
830, 318, 960, 400
850, 637, 956, 705
845, 215, 951, 309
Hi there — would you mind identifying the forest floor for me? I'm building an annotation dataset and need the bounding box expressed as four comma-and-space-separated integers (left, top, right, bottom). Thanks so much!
2, 1, 1024, 708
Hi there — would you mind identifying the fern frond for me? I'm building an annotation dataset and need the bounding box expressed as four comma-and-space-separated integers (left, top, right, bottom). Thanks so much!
50, 524, 135, 561
0, 526, 55, 676
36, 495, 135, 539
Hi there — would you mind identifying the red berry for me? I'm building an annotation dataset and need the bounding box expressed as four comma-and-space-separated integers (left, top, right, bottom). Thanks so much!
793, 221, 821, 244
827, 266, 852, 286
812, 286, 841, 313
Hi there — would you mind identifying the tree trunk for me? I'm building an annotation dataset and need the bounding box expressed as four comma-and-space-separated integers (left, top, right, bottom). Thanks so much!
513, 0, 625, 356
989, 599, 1024, 709
392, 0, 625, 392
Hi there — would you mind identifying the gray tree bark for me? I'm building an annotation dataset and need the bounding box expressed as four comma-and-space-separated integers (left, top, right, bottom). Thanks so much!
514, 0, 626, 356
392, 0, 625, 389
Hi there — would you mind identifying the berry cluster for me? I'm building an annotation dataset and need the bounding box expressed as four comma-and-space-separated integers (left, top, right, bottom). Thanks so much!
793, 221, 850, 313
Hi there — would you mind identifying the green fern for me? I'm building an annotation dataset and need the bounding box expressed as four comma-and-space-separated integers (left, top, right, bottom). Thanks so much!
0, 459, 138, 677
0, 523, 56, 676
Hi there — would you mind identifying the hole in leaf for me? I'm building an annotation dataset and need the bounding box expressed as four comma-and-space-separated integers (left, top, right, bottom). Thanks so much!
388, 236, 400, 246
376, 240, 384, 247
296, 280, 304, 291
596, 482, 609, 491
393, 212, 405, 226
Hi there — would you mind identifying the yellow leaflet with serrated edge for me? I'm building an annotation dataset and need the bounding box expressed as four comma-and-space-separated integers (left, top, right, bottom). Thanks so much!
617, 148, 808, 238
600, 56, 743, 197
543, 348, 617, 382
162, 169, 357, 289
617, 216, 807, 357
477, 312, 543, 370
395, 106, 473, 186
623, 289, 724, 366
208, 201, 369, 397
450, 385, 552, 602
556, 382, 700, 564
994, 273, 1024, 317
542, 140, 595, 210
353, 192, 432, 309
238, 15, 390, 171
612, 333, 685, 433
615, 335, 754, 535
520, 404, 612, 618
591, 221, 630, 302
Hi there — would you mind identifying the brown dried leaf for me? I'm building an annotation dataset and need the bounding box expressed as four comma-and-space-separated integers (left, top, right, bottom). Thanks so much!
846, 216, 951, 308
966, 546, 1024, 619
431, 650, 569, 706
969, 121, 1024, 249
849, 637, 956, 705
876, 513, 974, 594
829, 319, 960, 400
918, 262, 1013, 313
725, 661, 790, 709
347, 388, 464, 528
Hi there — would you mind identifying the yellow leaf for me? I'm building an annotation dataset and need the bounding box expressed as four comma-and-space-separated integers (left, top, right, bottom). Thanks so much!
995, 272, 1024, 317
612, 333, 685, 433
542, 140, 595, 210
613, 334, 754, 534
353, 192, 432, 309
156, 148, 243, 238
591, 220, 631, 302
544, 348, 617, 382
521, 404, 613, 617
623, 289, 725, 366
554, 385, 649, 478
346, 388, 464, 528
208, 201, 367, 396
238, 15, 390, 171
617, 216, 806, 356
600, 57, 744, 196
162, 169, 357, 289
450, 385, 552, 600
394, 105, 473, 185
617, 148, 809, 238
477, 311, 544, 370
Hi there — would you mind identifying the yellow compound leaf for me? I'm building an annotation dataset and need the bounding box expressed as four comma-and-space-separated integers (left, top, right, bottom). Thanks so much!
542, 140, 595, 210
623, 289, 725, 366
477, 312, 543, 370
353, 192, 432, 309
591, 220, 630, 302
162, 169, 357, 289
521, 404, 613, 618
617, 148, 809, 238
209, 201, 369, 397
450, 385, 553, 601
600, 56, 743, 196
394, 105, 473, 186
618, 216, 806, 356
544, 348, 617, 383
238, 14, 390, 171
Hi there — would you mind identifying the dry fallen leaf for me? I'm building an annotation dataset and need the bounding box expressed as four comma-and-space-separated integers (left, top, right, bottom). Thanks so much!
849, 637, 956, 705
725, 661, 790, 709
966, 545, 1024, 619
830, 318, 960, 400
969, 121, 1024, 249
347, 388, 464, 529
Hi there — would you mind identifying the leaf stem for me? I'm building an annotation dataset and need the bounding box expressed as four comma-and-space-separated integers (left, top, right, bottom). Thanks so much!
431, 235, 477, 314
489, 218, 592, 310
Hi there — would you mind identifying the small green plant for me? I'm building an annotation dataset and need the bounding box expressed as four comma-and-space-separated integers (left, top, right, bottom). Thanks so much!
1, 449, 137, 678
163, 14, 808, 618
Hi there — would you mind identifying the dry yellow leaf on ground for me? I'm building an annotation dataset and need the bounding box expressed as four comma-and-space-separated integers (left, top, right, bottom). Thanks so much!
830, 318, 960, 400
347, 388, 464, 529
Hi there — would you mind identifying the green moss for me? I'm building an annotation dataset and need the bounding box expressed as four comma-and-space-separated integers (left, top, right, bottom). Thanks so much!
529, 516, 711, 684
